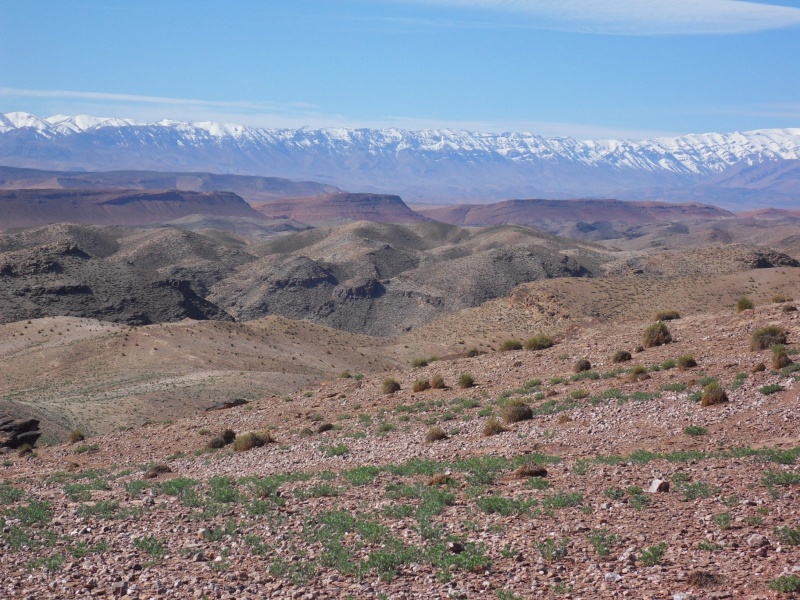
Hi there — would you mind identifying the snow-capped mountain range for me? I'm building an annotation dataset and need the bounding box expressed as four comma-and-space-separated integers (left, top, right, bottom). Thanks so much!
1, 111, 799, 207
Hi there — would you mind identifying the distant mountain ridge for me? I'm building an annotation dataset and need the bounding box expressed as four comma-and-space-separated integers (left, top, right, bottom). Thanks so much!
2, 112, 800, 207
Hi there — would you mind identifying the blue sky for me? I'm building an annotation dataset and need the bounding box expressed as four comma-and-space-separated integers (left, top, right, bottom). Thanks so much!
1, 0, 799, 139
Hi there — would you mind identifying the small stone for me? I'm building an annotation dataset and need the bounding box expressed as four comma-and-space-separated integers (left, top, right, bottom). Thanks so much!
605, 572, 622, 583
648, 479, 670, 493
747, 534, 769, 548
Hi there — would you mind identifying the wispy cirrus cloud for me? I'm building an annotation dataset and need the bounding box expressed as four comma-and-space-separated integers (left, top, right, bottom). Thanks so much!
391, 0, 800, 35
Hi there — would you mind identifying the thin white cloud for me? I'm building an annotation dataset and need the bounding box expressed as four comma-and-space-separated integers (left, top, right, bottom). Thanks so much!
0, 87, 316, 115
394, 0, 800, 34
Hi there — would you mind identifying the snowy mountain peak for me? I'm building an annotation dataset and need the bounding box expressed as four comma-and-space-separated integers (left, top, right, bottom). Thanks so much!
0, 112, 798, 207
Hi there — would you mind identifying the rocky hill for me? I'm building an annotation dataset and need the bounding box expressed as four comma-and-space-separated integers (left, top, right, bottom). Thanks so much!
253, 193, 429, 226
0, 188, 267, 229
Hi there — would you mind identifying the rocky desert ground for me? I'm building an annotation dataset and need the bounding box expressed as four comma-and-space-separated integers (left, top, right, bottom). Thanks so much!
1, 185, 800, 599
2, 290, 800, 599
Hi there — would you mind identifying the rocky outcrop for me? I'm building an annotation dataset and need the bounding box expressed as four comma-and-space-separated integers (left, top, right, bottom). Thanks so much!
0, 415, 40, 449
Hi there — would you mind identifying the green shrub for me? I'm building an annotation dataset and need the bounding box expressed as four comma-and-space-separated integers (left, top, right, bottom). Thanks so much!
639, 543, 667, 566
382, 378, 401, 394
458, 373, 475, 389
501, 339, 523, 352
612, 350, 632, 363
736, 296, 754, 312
760, 384, 785, 395
769, 574, 800, 593
701, 383, 728, 407
525, 334, 554, 351
677, 354, 697, 370
642, 322, 672, 348
683, 425, 707, 436
655, 310, 680, 321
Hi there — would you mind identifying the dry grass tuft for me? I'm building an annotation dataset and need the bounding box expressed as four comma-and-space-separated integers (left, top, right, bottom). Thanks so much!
612, 350, 632, 363
772, 345, 792, 369
687, 570, 723, 587
501, 339, 523, 352
430, 374, 446, 389
772, 294, 793, 303
677, 354, 697, 370
573, 358, 592, 373
642, 322, 672, 347
483, 416, 508, 437
503, 402, 533, 424
628, 365, 649, 382
654, 310, 680, 321
736, 296, 754, 312
382, 378, 401, 394
69, 430, 85, 444
525, 334, 554, 351
425, 426, 448, 443
701, 383, 728, 407
207, 428, 236, 449
751, 326, 787, 351
233, 430, 274, 452
427, 473, 452, 486
513, 463, 548, 479
458, 373, 475, 389
413, 378, 431, 393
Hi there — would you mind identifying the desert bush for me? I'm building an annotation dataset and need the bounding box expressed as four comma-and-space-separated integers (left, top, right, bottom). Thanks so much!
206, 429, 236, 449
627, 365, 649, 382
425, 426, 448, 443
412, 356, 437, 368
413, 378, 431, 393
751, 325, 787, 351
772, 345, 792, 369
501, 339, 523, 352
458, 373, 475, 389
736, 296, 754, 312
233, 431, 274, 452
573, 358, 591, 373
430, 374, 446, 389
17, 443, 33, 456
772, 294, 793, 303
513, 463, 548, 479
612, 350, 632, 363
382, 378, 401, 394
677, 354, 697, 370
642, 322, 672, 347
69, 430, 85, 444
502, 401, 533, 424
655, 310, 680, 321
525, 334, 554, 351
483, 416, 507, 437
701, 383, 728, 407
